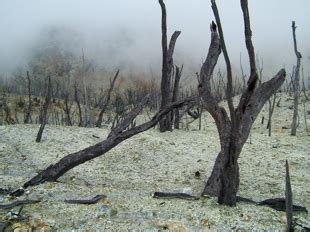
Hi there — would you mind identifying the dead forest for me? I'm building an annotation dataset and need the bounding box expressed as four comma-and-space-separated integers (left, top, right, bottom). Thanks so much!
0, 0, 309, 231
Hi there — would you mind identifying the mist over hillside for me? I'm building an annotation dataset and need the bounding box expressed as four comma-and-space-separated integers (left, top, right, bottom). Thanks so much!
0, 0, 309, 80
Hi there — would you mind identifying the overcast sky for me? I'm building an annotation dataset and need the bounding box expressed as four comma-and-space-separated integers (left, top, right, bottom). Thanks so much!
0, 0, 309, 79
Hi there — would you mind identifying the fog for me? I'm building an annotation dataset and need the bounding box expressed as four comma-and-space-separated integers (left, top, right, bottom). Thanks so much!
0, 0, 309, 79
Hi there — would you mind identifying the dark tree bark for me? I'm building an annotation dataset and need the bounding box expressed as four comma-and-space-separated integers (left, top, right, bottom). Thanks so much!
267, 93, 277, 136
291, 21, 302, 136
96, 70, 119, 127
24, 71, 32, 124
15, 95, 196, 191
199, 0, 286, 206
36, 76, 52, 143
74, 82, 83, 127
63, 93, 73, 126
158, 0, 181, 132
172, 65, 182, 129
285, 160, 294, 232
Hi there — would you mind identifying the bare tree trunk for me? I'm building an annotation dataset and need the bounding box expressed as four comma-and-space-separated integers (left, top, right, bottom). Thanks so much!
291, 21, 302, 136
63, 93, 73, 126
81, 48, 90, 127
74, 82, 83, 127
158, 0, 181, 132
36, 76, 52, 143
199, 0, 286, 206
172, 65, 182, 129
285, 160, 293, 232
96, 70, 119, 127
24, 71, 32, 124
13, 96, 196, 192
267, 93, 277, 136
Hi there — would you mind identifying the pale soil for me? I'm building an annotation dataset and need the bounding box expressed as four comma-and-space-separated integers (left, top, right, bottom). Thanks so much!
0, 94, 309, 231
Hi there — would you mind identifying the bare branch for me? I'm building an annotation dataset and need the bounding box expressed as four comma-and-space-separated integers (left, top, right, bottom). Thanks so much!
211, 0, 235, 121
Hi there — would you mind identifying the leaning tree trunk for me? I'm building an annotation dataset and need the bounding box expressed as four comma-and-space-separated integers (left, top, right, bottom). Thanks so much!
158, 0, 181, 132
11, 96, 196, 194
199, 0, 286, 206
291, 21, 302, 136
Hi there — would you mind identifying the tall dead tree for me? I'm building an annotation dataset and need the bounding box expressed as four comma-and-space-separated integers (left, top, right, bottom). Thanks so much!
158, 0, 181, 132
291, 21, 302, 136
24, 71, 32, 124
96, 70, 119, 127
199, 0, 286, 205
36, 76, 52, 143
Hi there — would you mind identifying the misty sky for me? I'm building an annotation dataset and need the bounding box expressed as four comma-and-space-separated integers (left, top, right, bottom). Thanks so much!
0, 0, 309, 79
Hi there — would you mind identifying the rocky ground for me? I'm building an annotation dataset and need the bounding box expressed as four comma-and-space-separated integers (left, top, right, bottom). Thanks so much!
0, 93, 309, 231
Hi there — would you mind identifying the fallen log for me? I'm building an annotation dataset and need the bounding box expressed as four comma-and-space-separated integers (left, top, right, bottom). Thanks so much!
0, 199, 40, 209
64, 194, 106, 204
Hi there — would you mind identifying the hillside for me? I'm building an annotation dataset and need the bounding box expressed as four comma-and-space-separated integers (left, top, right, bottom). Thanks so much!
0, 92, 309, 231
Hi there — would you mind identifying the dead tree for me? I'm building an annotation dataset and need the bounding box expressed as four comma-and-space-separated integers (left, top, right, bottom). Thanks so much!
199, 0, 286, 205
291, 21, 302, 136
267, 93, 277, 136
158, 0, 181, 132
96, 70, 119, 127
285, 160, 294, 232
172, 65, 182, 129
74, 82, 83, 127
63, 93, 73, 126
11, 96, 196, 193
24, 71, 32, 124
36, 76, 52, 143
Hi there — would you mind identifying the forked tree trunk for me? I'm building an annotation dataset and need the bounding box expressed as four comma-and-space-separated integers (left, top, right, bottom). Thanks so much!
96, 70, 119, 127
158, 0, 181, 132
199, 0, 286, 205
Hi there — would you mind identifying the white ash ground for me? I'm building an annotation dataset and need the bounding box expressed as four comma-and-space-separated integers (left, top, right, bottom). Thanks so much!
0, 94, 309, 231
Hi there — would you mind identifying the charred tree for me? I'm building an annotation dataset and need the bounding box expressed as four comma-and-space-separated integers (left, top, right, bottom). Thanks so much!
285, 160, 294, 232
24, 71, 32, 124
291, 21, 302, 136
36, 76, 52, 143
172, 65, 182, 129
158, 0, 181, 132
74, 82, 83, 127
11, 96, 196, 193
63, 93, 73, 126
267, 93, 277, 136
200, 0, 286, 205
96, 70, 119, 127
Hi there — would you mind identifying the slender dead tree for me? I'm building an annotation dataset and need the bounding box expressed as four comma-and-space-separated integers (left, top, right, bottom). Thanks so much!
10, 96, 196, 195
291, 21, 302, 136
158, 0, 181, 132
36, 76, 52, 143
267, 93, 277, 136
74, 81, 83, 127
96, 70, 119, 127
24, 71, 32, 124
199, 0, 286, 205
